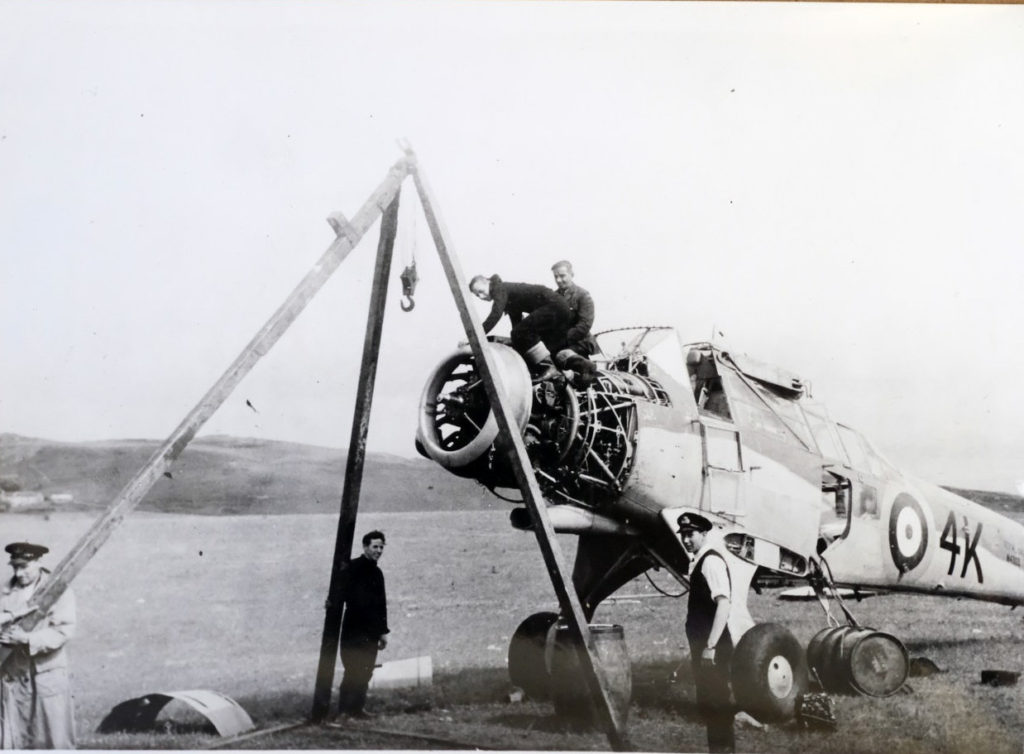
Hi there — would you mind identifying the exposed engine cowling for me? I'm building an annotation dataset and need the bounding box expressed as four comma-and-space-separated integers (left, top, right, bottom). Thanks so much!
415, 344, 533, 472
416, 343, 667, 508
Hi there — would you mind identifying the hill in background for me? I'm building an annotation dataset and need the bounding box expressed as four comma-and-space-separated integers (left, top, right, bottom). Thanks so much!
1, 433, 1021, 517
0, 434, 504, 514
942, 486, 1024, 515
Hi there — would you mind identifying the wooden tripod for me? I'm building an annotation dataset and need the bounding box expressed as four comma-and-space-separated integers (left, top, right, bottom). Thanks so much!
4, 147, 628, 750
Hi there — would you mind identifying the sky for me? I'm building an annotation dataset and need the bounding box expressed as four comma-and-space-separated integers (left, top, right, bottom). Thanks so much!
2, 1, 1023, 494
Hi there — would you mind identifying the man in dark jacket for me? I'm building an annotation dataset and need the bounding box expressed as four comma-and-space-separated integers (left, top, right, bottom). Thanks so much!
469, 274, 570, 381
337, 531, 389, 718
679, 512, 735, 753
550, 260, 599, 388
551, 260, 598, 356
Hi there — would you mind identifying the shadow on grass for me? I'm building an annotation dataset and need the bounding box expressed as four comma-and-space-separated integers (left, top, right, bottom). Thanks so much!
432, 666, 515, 706
84, 659, 704, 749
903, 636, 1008, 652
630, 658, 699, 717
433, 658, 702, 716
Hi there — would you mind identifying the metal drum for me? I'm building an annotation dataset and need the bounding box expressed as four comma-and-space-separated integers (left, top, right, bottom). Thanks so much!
807, 626, 908, 696
840, 628, 908, 697
548, 623, 632, 727
806, 626, 845, 688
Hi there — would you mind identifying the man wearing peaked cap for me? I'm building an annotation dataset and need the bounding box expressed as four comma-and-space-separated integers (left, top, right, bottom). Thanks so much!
678, 513, 736, 753
676, 512, 713, 534
0, 541, 77, 749
4, 542, 49, 561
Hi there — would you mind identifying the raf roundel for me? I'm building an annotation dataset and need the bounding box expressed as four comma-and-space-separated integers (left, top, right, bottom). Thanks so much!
888, 493, 929, 573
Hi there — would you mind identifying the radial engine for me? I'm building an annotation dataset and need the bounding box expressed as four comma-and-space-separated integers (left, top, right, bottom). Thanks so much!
415, 342, 669, 509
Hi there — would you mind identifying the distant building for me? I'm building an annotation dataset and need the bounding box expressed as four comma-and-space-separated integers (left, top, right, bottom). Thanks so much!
1, 491, 46, 510
47, 492, 75, 505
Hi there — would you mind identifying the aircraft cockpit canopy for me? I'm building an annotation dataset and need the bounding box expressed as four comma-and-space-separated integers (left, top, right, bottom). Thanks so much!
592, 329, 896, 476
594, 326, 690, 385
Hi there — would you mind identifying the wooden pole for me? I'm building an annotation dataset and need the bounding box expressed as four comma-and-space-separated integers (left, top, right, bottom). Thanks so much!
310, 190, 401, 722
405, 150, 628, 750
0, 157, 412, 669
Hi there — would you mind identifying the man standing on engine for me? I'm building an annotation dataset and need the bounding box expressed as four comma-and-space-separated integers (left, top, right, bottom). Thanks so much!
0, 541, 76, 749
678, 513, 735, 753
337, 531, 389, 719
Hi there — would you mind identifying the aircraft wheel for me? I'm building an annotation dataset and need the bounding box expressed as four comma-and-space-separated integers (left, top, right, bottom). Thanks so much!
507, 611, 558, 700
731, 622, 808, 723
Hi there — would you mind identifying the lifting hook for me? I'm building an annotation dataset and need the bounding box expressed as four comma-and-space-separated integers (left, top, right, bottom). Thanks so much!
400, 262, 418, 312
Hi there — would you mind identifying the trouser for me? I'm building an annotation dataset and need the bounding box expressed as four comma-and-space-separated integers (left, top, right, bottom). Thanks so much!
510, 305, 569, 355
689, 637, 735, 753
565, 333, 597, 358
554, 349, 598, 386
0, 667, 76, 750
338, 640, 379, 714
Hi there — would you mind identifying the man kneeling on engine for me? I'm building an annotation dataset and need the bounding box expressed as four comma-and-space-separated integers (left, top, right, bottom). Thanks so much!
550, 260, 599, 389
469, 274, 570, 382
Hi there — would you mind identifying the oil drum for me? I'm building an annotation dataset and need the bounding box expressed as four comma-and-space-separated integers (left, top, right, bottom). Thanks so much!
806, 626, 908, 696
840, 628, 908, 696
806, 626, 844, 688
548, 623, 632, 727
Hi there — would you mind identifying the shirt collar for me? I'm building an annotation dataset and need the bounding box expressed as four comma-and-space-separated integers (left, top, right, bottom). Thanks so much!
688, 529, 726, 572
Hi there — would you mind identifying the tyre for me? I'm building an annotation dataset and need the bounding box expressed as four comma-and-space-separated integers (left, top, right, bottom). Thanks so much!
731, 622, 808, 723
507, 612, 559, 700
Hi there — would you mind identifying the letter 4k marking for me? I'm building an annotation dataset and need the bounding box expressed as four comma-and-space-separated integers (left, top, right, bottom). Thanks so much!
939, 512, 984, 583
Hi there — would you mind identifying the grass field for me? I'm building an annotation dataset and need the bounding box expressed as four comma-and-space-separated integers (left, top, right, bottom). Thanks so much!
5, 509, 1024, 752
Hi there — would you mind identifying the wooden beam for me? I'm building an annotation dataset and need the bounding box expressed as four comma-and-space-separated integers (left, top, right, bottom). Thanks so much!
1, 157, 412, 669
405, 150, 629, 750
310, 189, 402, 722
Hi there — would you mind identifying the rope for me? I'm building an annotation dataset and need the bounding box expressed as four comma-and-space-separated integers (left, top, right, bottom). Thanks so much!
398, 188, 418, 311
644, 569, 688, 598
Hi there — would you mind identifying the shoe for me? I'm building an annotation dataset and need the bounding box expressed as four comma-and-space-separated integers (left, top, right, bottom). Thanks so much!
571, 369, 597, 390
532, 363, 562, 382
525, 343, 561, 382
349, 710, 375, 719
556, 350, 598, 390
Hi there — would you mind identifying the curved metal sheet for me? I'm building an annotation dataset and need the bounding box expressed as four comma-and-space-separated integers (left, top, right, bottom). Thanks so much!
97, 689, 254, 738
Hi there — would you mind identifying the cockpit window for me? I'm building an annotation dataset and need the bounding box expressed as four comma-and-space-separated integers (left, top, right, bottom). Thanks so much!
804, 409, 847, 462
859, 434, 892, 475
836, 424, 887, 476
717, 368, 810, 445
595, 327, 689, 384
596, 327, 673, 360
836, 424, 870, 470
741, 379, 815, 449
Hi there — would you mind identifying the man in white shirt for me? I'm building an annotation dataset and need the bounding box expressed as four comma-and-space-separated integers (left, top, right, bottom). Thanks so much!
679, 513, 735, 753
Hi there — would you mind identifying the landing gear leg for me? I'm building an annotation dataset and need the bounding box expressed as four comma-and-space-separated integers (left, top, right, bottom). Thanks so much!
805, 557, 909, 697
